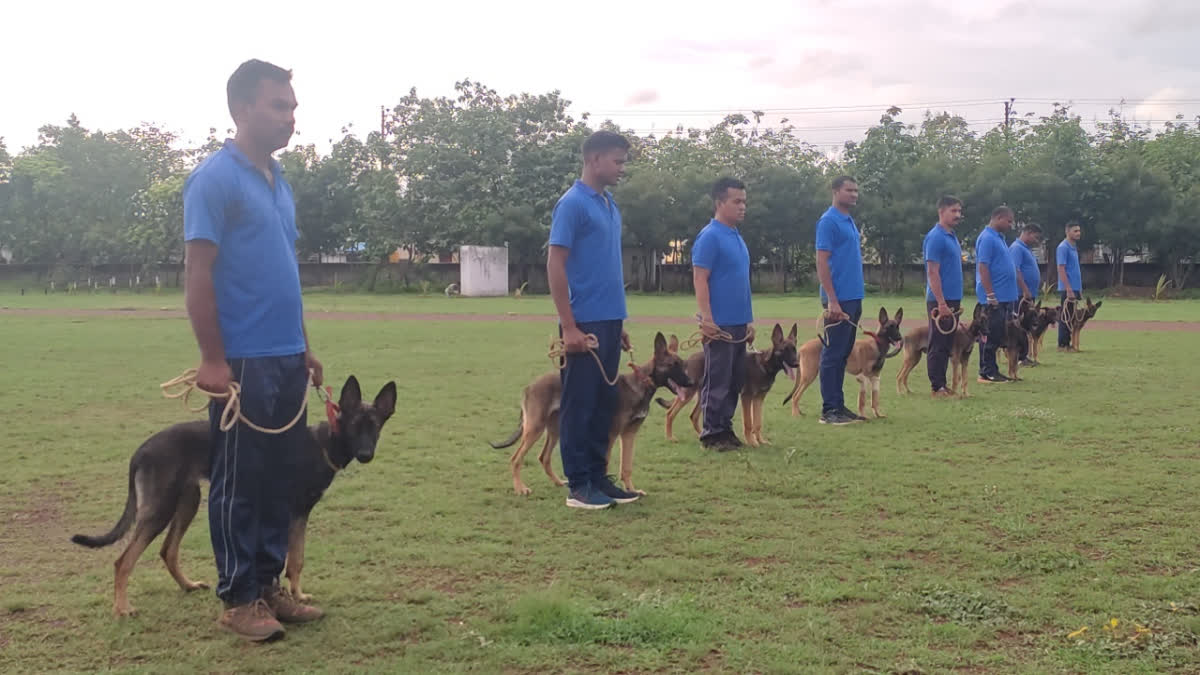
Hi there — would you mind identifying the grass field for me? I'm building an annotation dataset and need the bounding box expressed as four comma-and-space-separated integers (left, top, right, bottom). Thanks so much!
3, 293, 1200, 673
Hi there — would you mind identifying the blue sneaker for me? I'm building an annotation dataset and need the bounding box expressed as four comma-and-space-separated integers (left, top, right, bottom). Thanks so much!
566, 481, 615, 510
594, 475, 641, 504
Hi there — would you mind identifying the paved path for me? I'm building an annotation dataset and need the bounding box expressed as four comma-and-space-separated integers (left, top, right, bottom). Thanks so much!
2, 307, 1198, 332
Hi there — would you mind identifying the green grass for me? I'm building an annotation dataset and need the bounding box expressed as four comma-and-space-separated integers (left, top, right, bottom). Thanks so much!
2, 297, 1200, 672
3, 287, 1200, 323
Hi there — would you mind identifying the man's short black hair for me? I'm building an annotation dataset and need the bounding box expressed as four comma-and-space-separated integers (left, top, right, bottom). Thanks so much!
991, 205, 1014, 220
711, 177, 746, 202
831, 175, 857, 191
581, 131, 631, 158
1022, 222, 1043, 235
227, 59, 292, 117
937, 195, 963, 209
1065, 221, 1081, 232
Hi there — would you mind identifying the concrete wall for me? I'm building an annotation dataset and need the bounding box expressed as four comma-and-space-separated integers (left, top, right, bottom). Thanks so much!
459, 246, 508, 297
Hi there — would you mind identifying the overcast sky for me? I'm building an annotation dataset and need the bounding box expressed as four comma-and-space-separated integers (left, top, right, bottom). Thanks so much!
4, 0, 1199, 156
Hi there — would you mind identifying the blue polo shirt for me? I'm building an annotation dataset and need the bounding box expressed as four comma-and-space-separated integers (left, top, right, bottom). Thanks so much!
1056, 240, 1082, 292
183, 140, 305, 359
1009, 239, 1040, 299
691, 219, 753, 326
974, 227, 1019, 304
924, 224, 964, 302
814, 206, 864, 303
547, 180, 627, 323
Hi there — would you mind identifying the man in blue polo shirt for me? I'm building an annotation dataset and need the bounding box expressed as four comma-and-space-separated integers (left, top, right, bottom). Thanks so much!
975, 206, 1019, 383
1057, 222, 1084, 351
815, 175, 865, 426
1009, 222, 1044, 365
924, 196, 964, 398
692, 177, 753, 451
547, 130, 638, 510
183, 59, 324, 641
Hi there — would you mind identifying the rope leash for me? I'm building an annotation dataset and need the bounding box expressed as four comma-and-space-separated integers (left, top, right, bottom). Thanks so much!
679, 315, 756, 352
161, 368, 316, 435
547, 334, 637, 387
815, 311, 862, 347
930, 306, 963, 336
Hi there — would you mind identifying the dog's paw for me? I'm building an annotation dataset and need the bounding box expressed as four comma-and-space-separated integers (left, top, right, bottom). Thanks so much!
114, 605, 137, 618
514, 485, 532, 496
874, 412, 887, 419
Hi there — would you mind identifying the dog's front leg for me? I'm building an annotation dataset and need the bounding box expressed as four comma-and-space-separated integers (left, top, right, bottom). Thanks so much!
754, 398, 768, 445
618, 431, 645, 495
871, 376, 885, 418
742, 395, 758, 447
285, 517, 311, 602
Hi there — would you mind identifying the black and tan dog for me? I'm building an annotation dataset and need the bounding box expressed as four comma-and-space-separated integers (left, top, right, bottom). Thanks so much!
999, 302, 1038, 381
1027, 301, 1058, 364
655, 323, 799, 447
896, 303, 990, 398
1060, 297, 1102, 352
489, 332, 692, 496
70, 376, 397, 617
785, 308, 904, 418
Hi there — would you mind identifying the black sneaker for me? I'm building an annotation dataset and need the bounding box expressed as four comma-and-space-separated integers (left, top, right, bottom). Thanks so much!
701, 430, 740, 452
839, 407, 868, 422
977, 373, 1011, 384
725, 431, 746, 448
819, 410, 857, 426
594, 475, 640, 504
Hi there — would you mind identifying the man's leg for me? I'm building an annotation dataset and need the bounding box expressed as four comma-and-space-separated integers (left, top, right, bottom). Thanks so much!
726, 326, 748, 438
700, 327, 740, 442
1058, 291, 1072, 348
819, 300, 861, 415
586, 320, 623, 482
979, 303, 1006, 377
559, 324, 604, 491
207, 358, 285, 641
926, 300, 959, 392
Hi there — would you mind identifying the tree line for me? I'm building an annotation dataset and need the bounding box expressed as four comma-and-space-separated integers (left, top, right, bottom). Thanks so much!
1, 79, 1198, 292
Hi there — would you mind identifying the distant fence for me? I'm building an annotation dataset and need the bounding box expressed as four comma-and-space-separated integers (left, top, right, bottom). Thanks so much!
0, 261, 1167, 294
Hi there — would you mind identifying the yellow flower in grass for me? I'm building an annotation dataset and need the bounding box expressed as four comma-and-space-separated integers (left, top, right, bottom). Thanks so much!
1067, 626, 1089, 640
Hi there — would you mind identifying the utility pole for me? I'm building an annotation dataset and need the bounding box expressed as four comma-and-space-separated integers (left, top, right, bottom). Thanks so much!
1003, 97, 1015, 130
380, 105, 386, 137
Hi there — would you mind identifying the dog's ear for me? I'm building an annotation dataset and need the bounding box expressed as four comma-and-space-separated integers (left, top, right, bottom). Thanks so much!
894, 307, 903, 324
878, 306, 888, 324
1092, 300, 1102, 312
771, 323, 784, 345
654, 332, 667, 356
373, 382, 397, 422
339, 375, 363, 411
787, 323, 798, 341
973, 303, 983, 320
668, 334, 679, 353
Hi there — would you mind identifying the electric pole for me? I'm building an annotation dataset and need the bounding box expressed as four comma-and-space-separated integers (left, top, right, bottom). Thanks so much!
1004, 97, 1015, 130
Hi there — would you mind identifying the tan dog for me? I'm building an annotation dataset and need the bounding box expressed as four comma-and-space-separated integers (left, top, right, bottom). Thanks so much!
654, 323, 799, 447
489, 333, 692, 496
896, 303, 989, 398
1060, 297, 1102, 352
784, 308, 904, 418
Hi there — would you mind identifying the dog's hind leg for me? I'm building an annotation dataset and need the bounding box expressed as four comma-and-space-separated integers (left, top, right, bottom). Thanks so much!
871, 375, 885, 418
113, 501, 172, 618
753, 398, 768, 445
664, 396, 683, 442
538, 427, 566, 488
159, 483, 208, 593
285, 516, 310, 602
689, 398, 703, 436
789, 372, 817, 417
509, 414, 545, 495
855, 374, 868, 419
742, 394, 757, 447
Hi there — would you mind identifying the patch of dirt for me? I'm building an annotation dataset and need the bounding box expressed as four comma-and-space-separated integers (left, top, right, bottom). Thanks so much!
2, 308, 1198, 332
0, 482, 76, 586
742, 556, 785, 570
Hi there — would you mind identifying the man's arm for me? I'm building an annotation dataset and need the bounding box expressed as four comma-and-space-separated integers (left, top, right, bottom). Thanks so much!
1057, 264, 1075, 299
547, 245, 587, 352
184, 241, 233, 394
1016, 274, 1030, 299
816, 250, 845, 319
979, 261, 996, 304
301, 321, 323, 387
927, 260, 951, 317
692, 266, 721, 338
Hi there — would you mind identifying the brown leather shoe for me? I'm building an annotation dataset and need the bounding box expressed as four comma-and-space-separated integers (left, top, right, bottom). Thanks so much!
218, 598, 285, 642
262, 583, 324, 624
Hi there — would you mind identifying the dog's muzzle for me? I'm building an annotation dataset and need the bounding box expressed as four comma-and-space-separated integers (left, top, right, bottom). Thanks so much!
885, 339, 904, 359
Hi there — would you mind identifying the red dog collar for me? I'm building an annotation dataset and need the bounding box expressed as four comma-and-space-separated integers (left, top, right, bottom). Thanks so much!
323, 385, 341, 434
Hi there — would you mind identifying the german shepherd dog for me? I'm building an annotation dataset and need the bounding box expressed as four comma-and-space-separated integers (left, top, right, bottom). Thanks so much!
654, 323, 799, 447
896, 303, 990, 398
70, 376, 397, 617
784, 308, 904, 419
1027, 301, 1058, 364
489, 332, 692, 496
1060, 297, 1102, 352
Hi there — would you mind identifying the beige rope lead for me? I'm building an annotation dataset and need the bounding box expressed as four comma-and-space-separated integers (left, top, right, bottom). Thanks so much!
547, 334, 635, 387
161, 368, 311, 434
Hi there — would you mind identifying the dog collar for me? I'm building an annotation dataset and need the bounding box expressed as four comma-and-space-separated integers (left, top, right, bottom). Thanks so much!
323, 385, 341, 435
629, 363, 653, 388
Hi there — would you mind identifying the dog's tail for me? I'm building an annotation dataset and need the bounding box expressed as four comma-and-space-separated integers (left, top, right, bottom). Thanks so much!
70, 467, 136, 548
489, 411, 524, 450
655, 397, 674, 409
